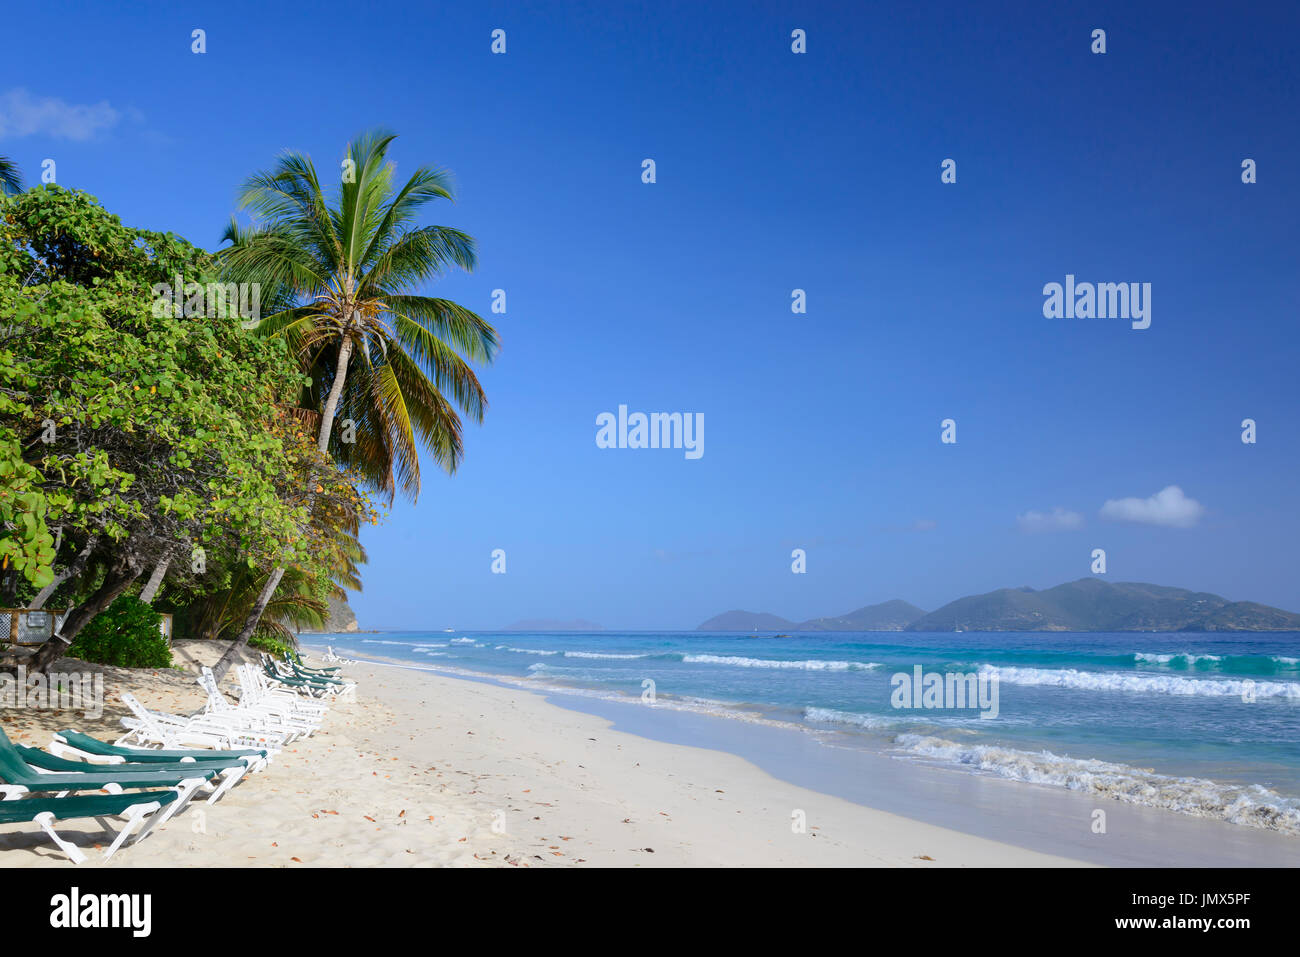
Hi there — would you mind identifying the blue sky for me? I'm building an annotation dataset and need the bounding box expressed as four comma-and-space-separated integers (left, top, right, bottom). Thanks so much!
4, 1, 1299, 628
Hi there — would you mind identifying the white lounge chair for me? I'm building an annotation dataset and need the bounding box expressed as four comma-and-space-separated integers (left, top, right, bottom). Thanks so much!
197, 667, 320, 737
116, 692, 292, 751
236, 664, 328, 723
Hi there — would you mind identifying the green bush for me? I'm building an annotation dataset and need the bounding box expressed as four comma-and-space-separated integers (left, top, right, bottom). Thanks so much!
67, 595, 172, 668
249, 632, 295, 661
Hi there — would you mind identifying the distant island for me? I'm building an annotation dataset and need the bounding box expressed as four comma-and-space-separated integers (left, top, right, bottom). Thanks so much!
697, 579, 1300, 632
502, 619, 605, 632
700, 600, 925, 633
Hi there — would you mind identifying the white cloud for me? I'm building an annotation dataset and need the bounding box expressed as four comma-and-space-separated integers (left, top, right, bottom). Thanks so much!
0, 88, 120, 141
1017, 507, 1084, 533
1099, 485, 1204, 528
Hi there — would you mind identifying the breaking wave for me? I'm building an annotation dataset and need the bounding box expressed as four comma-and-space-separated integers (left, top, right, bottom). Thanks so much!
981, 664, 1300, 699
895, 733, 1300, 834
682, 654, 880, 671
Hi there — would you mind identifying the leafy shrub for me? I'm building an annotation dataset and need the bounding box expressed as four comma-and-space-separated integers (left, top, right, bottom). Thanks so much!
67, 595, 172, 668
249, 632, 295, 661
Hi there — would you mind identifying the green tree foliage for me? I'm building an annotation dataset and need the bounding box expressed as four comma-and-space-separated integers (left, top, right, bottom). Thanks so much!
0, 186, 375, 671
0, 448, 55, 589
212, 130, 491, 666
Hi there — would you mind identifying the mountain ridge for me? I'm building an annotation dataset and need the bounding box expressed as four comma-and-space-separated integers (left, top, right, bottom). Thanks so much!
696, 579, 1300, 632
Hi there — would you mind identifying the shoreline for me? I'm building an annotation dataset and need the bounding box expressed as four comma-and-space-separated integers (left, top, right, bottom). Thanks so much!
5, 642, 1296, 866
0, 644, 1078, 867
314, 643, 1300, 867
299, 653, 1091, 867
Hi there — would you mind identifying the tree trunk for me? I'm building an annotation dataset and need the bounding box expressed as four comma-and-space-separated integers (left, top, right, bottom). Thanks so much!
30, 535, 98, 610
210, 566, 285, 682
317, 334, 354, 453
28, 562, 143, 673
138, 555, 171, 604
214, 322, 355, 680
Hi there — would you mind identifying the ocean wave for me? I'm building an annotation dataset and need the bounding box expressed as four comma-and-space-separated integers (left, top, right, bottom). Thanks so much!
682, 654, 880, 671
493, 647, 646, 659
895, 734, 1300, 835
1134, 652, 1221, 665
450, 637, 476, 645
562, 651, 648, 660
1129, 652, 1300, 675
802, 705, 1020, 732
980, 664, 1300, 700
803, 706, 898, 729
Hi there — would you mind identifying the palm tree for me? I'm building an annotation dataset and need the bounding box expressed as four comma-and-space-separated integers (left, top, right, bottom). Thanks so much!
179, 529, 365, 647
0, 156, 21, 195
211, 130, 497, 675
221, 130, 496, 493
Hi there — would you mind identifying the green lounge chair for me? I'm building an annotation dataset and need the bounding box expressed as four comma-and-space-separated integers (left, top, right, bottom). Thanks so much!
281, 659, 344, 685
0, 728, 211, 826
290, 651, 341, 675
262, 661, 336, 695
0, 788, 180, 863
18, 744, 249, 804
51, 730, 271, 769
267, 656, 353, 695
0, 729, 209, 863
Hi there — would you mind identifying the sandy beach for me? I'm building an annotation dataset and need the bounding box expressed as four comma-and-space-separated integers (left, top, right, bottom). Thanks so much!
0, 643, 1087, 867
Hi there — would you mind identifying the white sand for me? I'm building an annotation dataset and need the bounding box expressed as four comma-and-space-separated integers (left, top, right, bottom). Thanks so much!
0, 646, 1086, 867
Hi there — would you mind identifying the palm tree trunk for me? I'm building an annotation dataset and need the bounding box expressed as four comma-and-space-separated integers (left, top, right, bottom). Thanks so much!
211, 566, 284, 681
30, 535, 98, 610
213, 327, 355, 682
317, 335, 354, 452
138, 554, 171, 604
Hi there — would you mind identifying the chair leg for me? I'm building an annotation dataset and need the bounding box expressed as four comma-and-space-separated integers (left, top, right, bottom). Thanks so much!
33, 812, 88, 865
156, 777, 207, 827
206, 765, 247, 804
104, 802, 163, 861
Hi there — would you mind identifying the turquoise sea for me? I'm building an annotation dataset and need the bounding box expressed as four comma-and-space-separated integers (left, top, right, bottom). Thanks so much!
319, 629, 1300, 838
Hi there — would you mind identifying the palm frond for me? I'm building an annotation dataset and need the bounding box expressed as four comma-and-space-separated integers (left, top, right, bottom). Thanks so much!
0, 156, 22, 195
218, 130, 496, 502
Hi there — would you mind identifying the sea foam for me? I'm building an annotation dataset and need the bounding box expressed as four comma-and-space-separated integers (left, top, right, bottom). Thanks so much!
980, 664, 1300, 699
803, 706, 898, 729
1133, 652, 1222, 665
895, 733, 1300, 835
682, 654, 879, 671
